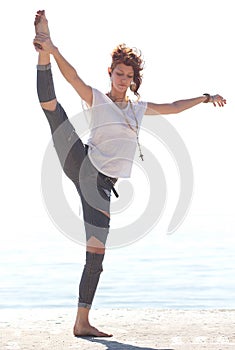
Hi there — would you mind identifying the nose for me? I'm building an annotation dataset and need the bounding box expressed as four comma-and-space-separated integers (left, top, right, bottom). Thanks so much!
121, 76, 130, 84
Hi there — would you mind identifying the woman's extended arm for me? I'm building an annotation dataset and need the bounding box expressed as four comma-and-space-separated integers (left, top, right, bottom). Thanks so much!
34, 33, 92, 106
146, 94, 226, 115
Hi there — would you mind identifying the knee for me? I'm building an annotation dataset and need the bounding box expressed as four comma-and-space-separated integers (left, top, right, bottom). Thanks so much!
86, 236, 106, 254
84, 251, 105, 273
86, 236, 105, 254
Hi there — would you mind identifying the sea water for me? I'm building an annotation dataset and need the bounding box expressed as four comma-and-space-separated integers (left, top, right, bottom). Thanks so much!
0, 227, 235, 310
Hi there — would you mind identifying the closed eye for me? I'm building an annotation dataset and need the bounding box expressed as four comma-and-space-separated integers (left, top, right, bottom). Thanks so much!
116, 72, 133, 79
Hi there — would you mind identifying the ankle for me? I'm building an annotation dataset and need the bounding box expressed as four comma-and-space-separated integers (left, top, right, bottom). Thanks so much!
38, 52, 50, 65
74, 319, 90, 328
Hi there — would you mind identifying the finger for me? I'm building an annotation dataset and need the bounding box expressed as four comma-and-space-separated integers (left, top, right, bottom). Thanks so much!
212, 96, 216, 107
34, 36, 43, 42
33, 37, 42, 44
33, 36, 43, 48
34, 32, 49, 39
218, 98, 224, 107
216, 95, 227, 106
34, 42, 43, 50
34, 34, 49, 44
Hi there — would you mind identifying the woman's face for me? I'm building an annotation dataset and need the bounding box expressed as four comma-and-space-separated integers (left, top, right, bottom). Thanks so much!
110, 63, 134, 94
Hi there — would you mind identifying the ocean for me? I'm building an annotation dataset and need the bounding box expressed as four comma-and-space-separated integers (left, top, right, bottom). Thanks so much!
1, 227, 235, 310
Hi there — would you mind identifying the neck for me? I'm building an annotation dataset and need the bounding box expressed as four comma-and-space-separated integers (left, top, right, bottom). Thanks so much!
107, 91, 127, 103
108, 85, 129, 102
107, 91, 129, 109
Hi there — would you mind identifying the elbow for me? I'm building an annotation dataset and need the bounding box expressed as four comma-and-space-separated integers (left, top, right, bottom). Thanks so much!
171, 102, 181, 114
67, 73, 79, 86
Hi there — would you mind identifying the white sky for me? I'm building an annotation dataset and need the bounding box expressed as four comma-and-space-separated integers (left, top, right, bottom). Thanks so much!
1, 0, 234, 245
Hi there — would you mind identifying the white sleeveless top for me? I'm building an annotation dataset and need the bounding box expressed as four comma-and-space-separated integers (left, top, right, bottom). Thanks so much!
86, 88, 147, 178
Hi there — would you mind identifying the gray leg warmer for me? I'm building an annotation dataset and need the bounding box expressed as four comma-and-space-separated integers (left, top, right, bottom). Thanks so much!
78, 252, 105, 309
37, 63, 56, 103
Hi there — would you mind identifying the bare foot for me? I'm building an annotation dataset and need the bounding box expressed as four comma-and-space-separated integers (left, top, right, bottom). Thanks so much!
73, 324, 113, 338
34, 10, 50, 35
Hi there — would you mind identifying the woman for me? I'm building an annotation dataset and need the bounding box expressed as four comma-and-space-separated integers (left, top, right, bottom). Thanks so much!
33, 10, 226, 337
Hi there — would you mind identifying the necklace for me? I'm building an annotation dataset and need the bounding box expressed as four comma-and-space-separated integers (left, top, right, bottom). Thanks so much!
107, 92, 144, 161
107, 92, 128, 109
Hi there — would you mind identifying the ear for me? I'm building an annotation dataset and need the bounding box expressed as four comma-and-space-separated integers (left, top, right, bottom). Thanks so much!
130, 81, 137, 92
108, 67, 112, 77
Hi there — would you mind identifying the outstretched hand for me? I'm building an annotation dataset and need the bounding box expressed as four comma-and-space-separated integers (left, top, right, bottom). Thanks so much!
211, 94, 226, 107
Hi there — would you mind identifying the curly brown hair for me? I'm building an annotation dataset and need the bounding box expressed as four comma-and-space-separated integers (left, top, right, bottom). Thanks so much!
109, 44, 144, 98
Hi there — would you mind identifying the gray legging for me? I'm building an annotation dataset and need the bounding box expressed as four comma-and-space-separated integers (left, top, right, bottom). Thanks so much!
37, 63, 117, 308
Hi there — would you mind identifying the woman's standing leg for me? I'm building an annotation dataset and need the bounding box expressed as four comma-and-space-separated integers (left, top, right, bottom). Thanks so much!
73, 164, 112, 337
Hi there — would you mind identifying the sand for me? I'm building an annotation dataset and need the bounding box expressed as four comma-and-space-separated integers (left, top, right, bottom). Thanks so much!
0, 308, 235, 350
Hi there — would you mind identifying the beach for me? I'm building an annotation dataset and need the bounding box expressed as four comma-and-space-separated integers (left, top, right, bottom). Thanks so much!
1, 231, 235, 349
1, 308, 235, 350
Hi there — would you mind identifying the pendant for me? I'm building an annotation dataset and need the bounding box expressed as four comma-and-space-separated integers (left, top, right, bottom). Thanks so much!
139, 153, 144, 161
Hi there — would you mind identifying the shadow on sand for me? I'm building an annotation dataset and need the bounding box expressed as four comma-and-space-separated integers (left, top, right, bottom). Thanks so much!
80, 337, 175, 350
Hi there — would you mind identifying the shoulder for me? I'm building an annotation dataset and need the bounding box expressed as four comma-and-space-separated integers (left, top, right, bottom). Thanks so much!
91, 88, 109, 107
132, 99, 148, 113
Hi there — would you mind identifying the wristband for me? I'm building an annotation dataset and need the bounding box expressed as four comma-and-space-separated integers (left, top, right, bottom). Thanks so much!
203, 93, 211, 103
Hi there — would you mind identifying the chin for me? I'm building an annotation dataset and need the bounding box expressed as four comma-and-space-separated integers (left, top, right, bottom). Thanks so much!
118, 86, 127, 92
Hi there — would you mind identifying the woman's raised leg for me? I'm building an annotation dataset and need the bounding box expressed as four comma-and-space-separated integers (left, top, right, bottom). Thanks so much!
35, 9, 112, 338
